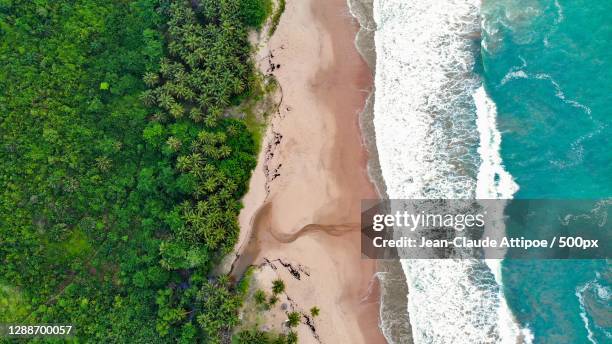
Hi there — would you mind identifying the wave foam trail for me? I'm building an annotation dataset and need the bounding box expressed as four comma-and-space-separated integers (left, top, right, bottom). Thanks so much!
474, 86, 519, 199
372, 0, 528, 342
473, 86, 532, 343
576, 272, 612, 344
576, 281, 598, 344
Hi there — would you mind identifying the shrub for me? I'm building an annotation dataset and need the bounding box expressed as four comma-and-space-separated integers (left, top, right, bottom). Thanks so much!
240, 0, 272, 29
254, 289, 267, 304
286, 312, 300, 328
310, 306, 320, 317
268, 0, 286, 36
268, 295, 279, 306
272, 279, 285, 294
286, 331, 298, 344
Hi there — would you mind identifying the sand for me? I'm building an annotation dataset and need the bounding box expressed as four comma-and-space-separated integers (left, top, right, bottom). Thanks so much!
230, 0, 385, 343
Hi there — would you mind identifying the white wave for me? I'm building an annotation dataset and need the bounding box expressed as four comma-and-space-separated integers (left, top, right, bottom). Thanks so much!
534, 73, 592, 115
496, 67, 603, 170
554, 0, 565, 24
473, 86, 531, 344
500, 56, 528, 85
576, 281, 598, 344
372, 0, 528, 343
544, 0, 564, 46
500, 70, 528, 85
530, 73, 605, 169
372, 0, 481, 200
474, 86, 519, 199
595, 283, 611, 300
560, 200, 611, 230
374, 271, 393, 341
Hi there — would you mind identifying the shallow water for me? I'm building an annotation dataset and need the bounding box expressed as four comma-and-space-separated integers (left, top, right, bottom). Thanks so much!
481, 0, 612, 342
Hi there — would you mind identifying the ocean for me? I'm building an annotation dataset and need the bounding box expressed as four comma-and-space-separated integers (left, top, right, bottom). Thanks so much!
482, 0, 611, 342
350, 0, 611, 343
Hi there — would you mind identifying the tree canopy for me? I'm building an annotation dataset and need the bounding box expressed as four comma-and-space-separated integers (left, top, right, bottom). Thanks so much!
0, 0, 272, 341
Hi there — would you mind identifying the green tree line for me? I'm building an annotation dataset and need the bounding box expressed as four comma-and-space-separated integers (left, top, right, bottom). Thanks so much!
0, 0, 273, 342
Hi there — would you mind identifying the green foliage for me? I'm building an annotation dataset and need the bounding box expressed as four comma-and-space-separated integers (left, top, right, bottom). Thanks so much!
0, 283, 30, 322
155, 289, 188, 337
272, 279, 285, 294
236, 266, 255, 296
234, 328, 298, 344
254, 289, 267, 304
0, 0, 264, 341
310, 306, 320, 317
196, 277, 243, 343
240, 0, 272, 29
287, 312, 301, 328
286, 331, 298, 344
235, 328, 273, 344
268, 294, 279, 306
143, 122, 166, 147
269, 0, 286, 36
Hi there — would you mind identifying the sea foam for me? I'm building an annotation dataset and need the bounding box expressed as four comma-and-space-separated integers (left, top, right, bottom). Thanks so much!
473, 87, 533, 343
372, 0, 527, 342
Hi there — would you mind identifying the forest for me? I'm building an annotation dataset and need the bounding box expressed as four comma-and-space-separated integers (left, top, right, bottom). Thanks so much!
0, 0, 284, 342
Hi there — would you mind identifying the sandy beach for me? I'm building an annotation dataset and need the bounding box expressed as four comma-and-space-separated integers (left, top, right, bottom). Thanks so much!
231, 0, 385, 342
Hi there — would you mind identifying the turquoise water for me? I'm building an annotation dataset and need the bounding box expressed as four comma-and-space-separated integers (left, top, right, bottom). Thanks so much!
481, 0, 611, 342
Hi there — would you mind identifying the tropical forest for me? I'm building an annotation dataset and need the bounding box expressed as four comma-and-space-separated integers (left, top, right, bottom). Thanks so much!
0, 0, 287, 342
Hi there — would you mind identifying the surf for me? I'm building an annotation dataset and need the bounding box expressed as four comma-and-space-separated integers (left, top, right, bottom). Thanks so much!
371, 0, 528, 342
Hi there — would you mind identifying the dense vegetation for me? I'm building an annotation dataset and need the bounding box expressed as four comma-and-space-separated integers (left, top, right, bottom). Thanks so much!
0, 0, 275, 342
269, 0, 286, 36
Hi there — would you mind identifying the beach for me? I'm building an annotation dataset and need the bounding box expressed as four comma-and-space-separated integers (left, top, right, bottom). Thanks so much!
231, 0, 386, 342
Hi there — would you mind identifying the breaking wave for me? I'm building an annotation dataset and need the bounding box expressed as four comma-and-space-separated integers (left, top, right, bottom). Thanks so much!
371, 0, 529, 342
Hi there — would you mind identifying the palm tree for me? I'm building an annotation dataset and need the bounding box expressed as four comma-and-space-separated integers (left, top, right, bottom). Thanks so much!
203, 178, 217, 193
184, 33, 202, 51
254, 290, 266, 305
201, 144, 218, 159
157, 90, 175, 111
175, 84, 194, 101
272, 279, 285, 295
166, 136, 182, 152
170, 103, 184, 119
95, 156, 112, 172
226, 124, 238, 136
203, 115, 217, 128
268, 295, 279, 306
217, 274, 230, 287
286, 331, 298, 344
215, 132, 227, 143
310, 306, 320, 317
217, 188, 232, 202
143, 72, 159, 87
176, 155, 190, 172
286, 312, 300, 328
189, 107, 203, 122
159, 58, 172, 78
139, 90, 156, 107
224, 179, 237, 194
197, 131, 216, 145
185, 53, 199, 69
219, 145, 231, 158
168, 40, 184, 57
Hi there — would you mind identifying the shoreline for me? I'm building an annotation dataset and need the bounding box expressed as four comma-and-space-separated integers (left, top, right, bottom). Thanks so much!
348, 0, 413, 343
231, 0, 386, 342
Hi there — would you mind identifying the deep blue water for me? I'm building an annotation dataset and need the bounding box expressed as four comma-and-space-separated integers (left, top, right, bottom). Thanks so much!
481, 0, 611, 343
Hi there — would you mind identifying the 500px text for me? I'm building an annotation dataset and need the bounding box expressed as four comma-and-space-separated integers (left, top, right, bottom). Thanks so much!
373, 236, 599, 250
